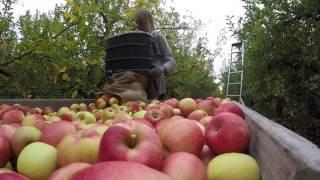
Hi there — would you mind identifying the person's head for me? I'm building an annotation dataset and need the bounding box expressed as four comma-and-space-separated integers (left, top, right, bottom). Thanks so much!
135, 10, 155, 32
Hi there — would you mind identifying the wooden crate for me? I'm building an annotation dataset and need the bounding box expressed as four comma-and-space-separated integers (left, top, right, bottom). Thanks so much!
237, 103, 320, 180
0, 99, 95, 110
1, 99, 320, 179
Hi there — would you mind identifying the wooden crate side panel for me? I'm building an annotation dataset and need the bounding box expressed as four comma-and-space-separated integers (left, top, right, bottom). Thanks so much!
0, 99, 95, 110
238, 103, 320, 180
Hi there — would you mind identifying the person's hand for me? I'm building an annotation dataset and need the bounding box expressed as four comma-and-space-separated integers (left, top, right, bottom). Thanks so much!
148, 66, 165, 78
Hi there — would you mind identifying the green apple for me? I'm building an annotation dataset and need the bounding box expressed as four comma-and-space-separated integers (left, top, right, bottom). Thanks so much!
109, 97, 119, 106
79, 103, 88, 111
76, 111, 96, 124
132, 110, 147, 119
95, 98, 107, 109
17, 142, 57, 180
11, 126, 42, 156
207, 153, 260, 180
57, 129, 101, 166
58, 107, 71, 117
70, 103, 80, 111
46, 115, 62, 123
116, 105, 128, 112
100, 107, 117, 122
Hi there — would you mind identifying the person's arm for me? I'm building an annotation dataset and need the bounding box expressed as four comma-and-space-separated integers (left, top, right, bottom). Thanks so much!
157, 33, 176, 74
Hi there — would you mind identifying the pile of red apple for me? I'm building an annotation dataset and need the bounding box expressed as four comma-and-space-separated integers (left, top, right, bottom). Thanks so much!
0, 96, 260, 180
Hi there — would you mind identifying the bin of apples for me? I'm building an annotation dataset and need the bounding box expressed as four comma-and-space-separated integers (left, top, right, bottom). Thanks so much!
0, 96, 260, 180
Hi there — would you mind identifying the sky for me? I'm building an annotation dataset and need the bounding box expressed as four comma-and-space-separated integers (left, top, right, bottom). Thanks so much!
13, 0, 245, 76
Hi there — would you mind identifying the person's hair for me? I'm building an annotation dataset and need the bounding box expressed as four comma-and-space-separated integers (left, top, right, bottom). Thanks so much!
135, 10, 155, 32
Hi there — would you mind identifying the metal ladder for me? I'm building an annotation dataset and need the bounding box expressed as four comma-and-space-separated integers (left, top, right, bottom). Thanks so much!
226, 42, 244, 104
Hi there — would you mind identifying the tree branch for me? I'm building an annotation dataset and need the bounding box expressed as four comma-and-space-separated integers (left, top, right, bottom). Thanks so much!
284, 13, 320, 25
158, 26, 198, 30
0, 22, 76, 67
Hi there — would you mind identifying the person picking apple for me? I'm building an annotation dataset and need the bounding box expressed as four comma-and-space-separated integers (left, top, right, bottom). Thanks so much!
135, 10, 176, 100
100, 10, 176, 102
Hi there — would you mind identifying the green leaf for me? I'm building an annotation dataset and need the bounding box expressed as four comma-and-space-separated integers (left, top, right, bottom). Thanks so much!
59, 66, 67, 73
62, 73, 70, 81
71, 90, 78, 98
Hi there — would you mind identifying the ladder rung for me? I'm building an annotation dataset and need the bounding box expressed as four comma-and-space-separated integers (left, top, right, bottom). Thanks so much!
227, 95, 241, 97
232, 51, 241, 54
231, 61, 242, 64
228, 83, 241, 85
230, 71, 243, 73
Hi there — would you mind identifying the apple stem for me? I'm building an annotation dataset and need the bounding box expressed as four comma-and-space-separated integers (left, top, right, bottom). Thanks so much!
128, 134, 137, 148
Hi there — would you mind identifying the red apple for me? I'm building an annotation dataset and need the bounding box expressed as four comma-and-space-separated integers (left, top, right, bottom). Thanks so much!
206, 96, 215, 101
199, 116, 213, 127
221, 98, 232, 104
100, 94, 112, 103
215, 102, 245, 118
155, 119, 171, 135
172, 108, 181, 115
0, 171, 30, 180
213, 97, 222, 107
0, 124, 18, 141
170, 115, 184, 120
197, 99, 215, 115
113, 111, 132, 124
178, 98, 197, 117
40, 121, 76, 147
163, 98, 179, 108
2, 110, 25, 124
144, 103, 158, 111
205, 112, 250, 154
99, 121, 163, 169
12, 104, 28, 113
126, 101, 141, 113
200, 145, 216, 167
133, 119, 154, 128
27, 108, 42, 115
70, 161, 171, 180
42, 106, 54, 115
144, 109, 164, 125
159, 118, 204, 155
187, 109, 208, 121
61, 111, 77, 122
192, 120, 206, 135
57, 129, 101, 166
48, 163, 90, 180
21, 114, 46, 130
11, 126, 42, 156
0, 135, 11, 167
162, 152, 206, 180
0, 105, 14, 120
158, 104, 174, 119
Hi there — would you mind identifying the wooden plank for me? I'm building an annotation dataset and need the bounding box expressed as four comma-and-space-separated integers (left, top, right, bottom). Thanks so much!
237, 103, 320, 180
0, 99, 95, 110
